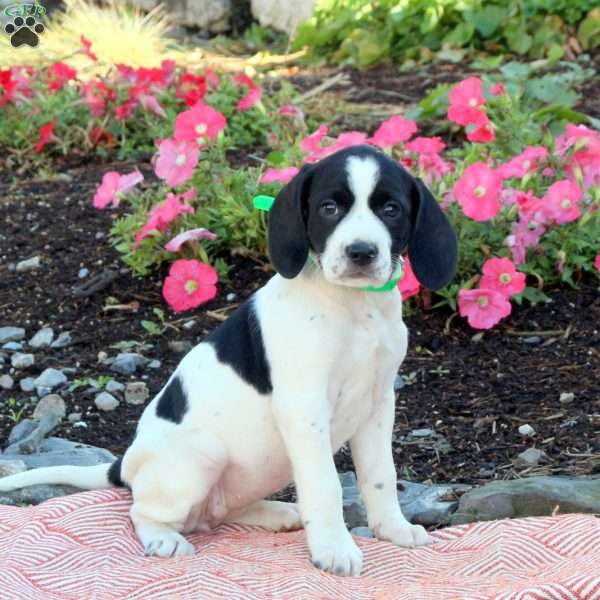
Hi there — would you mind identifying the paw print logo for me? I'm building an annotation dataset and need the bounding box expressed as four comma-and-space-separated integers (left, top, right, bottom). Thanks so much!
4, 15, 45, 47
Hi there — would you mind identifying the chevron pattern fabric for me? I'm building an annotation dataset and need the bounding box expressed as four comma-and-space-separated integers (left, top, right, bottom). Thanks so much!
0, 488, 598, 599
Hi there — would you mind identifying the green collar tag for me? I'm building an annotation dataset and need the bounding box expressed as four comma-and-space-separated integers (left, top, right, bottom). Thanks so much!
253, 195, 403, 293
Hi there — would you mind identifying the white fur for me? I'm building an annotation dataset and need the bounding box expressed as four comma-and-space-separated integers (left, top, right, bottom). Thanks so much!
0, 155, 432, 576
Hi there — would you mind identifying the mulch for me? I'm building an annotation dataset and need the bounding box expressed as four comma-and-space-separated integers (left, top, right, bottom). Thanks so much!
0, 155, 598, 490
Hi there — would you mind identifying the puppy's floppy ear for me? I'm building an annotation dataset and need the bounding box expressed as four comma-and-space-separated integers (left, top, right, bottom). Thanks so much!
408, 178, 457, 290
268, 165, 313, 278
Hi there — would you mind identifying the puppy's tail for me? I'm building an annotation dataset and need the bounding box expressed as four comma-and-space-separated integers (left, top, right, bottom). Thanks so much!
0, 458, 124, 492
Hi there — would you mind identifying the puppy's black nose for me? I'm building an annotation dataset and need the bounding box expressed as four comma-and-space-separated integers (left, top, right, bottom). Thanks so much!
345, 242, 378, 266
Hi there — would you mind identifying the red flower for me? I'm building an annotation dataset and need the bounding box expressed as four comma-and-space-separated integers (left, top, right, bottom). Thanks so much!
448, 76, 486, 126
466, 114, 495, 143
82, 79, 115, 117
594, 255, 600, 273
174, 103, 227, 145
47, 62, 77, 93
369, 115, 417, 149
89, 126, 116, 147
405, 136, 446, 155
79, 35, 97, 61
453, 163, 503, 221
0, 69, 16, 106
162, 259, 218, 312
458, 288, 512, 330
35, 120, 56, 153
397, 258, 420, 300
176, 73, 207, 107
480, 258, 526, 298
490, 82, 505, 96
234, 74, 262, 112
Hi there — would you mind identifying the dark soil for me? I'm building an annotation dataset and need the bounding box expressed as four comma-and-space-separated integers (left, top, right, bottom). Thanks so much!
1, 158, 599, 488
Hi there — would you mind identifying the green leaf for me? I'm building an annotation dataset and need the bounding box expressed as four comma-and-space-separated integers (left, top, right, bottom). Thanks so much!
141, 320, 163, 336
525, 76, 579, 107
464, 6, 507, 38
443, 22, 475, 47
505, 27, 533, 54
578, 9, 600, 49
500, 61, 531, 81
266, 151, 286, 166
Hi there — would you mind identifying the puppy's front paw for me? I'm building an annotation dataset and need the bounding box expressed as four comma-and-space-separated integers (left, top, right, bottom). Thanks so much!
144, 531, 195, 557
309, 529, 363, 576
375, 521, 433, 547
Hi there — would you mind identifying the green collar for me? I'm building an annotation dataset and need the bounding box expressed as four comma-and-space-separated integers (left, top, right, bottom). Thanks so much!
253, 195, 403, 293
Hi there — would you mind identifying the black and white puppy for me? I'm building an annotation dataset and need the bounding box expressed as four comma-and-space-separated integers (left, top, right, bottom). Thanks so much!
0, 145, 457, 576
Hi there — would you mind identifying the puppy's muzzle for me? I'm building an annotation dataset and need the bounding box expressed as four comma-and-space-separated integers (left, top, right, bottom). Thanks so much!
345, 242, 379, 267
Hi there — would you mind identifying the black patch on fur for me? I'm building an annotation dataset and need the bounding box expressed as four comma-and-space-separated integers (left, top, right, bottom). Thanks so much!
207, 298, 272, 394
107, 457, 125, 487
155, 375, 188, 423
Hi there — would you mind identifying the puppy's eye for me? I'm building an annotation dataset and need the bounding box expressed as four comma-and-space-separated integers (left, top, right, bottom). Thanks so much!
382, 202, 400, 218
320, 199, 339, 217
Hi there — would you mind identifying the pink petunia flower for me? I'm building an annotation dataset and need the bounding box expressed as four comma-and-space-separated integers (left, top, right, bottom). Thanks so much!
453, 163, 503, 221
34, 120, 56, 153
543, 179, 582, 224
134, 190, 195, 246
490, 82, 505, 96
79, 35, 97, 61
466, 115, 495, 143
505, 220, 546, 265
82, 79, 115, 117
278, 103, 303, 119
139, 93, 167, 118
417, 152, 453, 184
93, 170, 144, 209
47, 62, 77, 93
165, 228, 217, 252
174, 102, 227, 145
369, 115, 417, 149
405, 136, 446, 155
397, 258, 420, 300
480, 257, 526, 298
497, 146, 549, 180
162, 259, 218, 312
458, 288, 512, 330
176, 73, 207, 107
448, 76, 485, 126
154, 138, 200, 187
300, 124, 329, 157
234, 74, 262, 112
260, 167, 299, 184
594, 255, 600, 272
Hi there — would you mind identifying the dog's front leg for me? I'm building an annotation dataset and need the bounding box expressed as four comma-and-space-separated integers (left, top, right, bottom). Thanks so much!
350, 390, 432, 547
273, 391, 363, 576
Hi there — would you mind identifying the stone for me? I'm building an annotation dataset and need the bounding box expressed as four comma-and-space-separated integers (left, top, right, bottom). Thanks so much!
129, 0, 230, 32
0, 374, 14, 389
51, 331, 72, 349
33, 368, 67, 391
451, 477, 600, 525
251, 0, 316, 34
7, 419, 37, 446
559, 392, 575, 405
148, 359, 161, 369
94, 392, 120, 412
518, 424, 535, 437
168, 340, 193, 354
68, 412, 82, 423
226, 293, 237, 302
73, 421, 88, 429
105, 380, 125, 394
4, 413, 61, 455
125, 381, 150, 405
0, 459, 27, 478
11, 353, 34, 369
513, 447, 549, 467
0, 326, 25, 344
29, 327, 54, 348
408, 428, 434, 438
16, 256, 41, 272
0, 484, 82, 505
183, 320, 196, 330
350, 527, 374, 538
110, 352, 149, 375
19, 377, 35, 392
78, 267, 89, 278
3, 341, 22, 351
33, 394, 67, 421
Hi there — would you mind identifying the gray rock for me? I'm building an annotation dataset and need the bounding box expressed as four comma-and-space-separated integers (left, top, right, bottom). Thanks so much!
168, 340, 193, 354
125, 381, 150, 405
513, 447, 549, 467
4, 413, 61, 454
19, 377, 35, 392
408, 428, 434, 438
559, 392, 575, 405
7, 419, 37, 446
110, 352, 149, 375
226, 293, 237, 302
0, 326, 25, 344
3, 341, 23, 351
73, 421, 88, 429
251, 0, 316, 35
350, 527, 374, 538
94, 392, 119, 411
50, 331, 72, 349
148, 359, 161, 369
32, 394, 66, 421
183, 320, 196, 330
105, 380, 125, 394
518, 424, 535, 437
67, 412, 82, 423
11, 353, 35, 369
523, 336, 541, 344
16, 256, 42, 272
0, 459, 27, 478
33, 368, 67, 390
36, 386, 53, 398
78, 267, 89, 279
0, 484, 82, 505
452, 476, 600, 525
0, 374, 14, 389
29, 327, 54, 348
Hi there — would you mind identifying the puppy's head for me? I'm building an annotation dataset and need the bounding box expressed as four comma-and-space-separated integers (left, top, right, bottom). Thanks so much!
268, 145, 457, 291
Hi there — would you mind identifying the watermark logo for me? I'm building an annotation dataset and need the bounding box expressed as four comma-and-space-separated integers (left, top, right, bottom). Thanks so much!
3, 3, 46, 47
